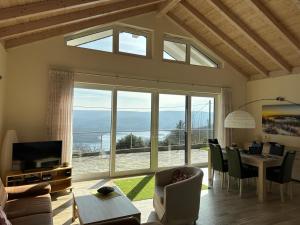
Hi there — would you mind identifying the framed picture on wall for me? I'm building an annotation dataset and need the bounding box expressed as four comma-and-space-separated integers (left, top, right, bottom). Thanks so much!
262, 104, 300, 137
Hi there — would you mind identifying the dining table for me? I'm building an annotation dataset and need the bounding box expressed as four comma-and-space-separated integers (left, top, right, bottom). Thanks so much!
208, 149, 283, 202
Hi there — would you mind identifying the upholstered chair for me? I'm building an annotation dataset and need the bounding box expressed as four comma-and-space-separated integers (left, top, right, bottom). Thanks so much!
153, 166, 204, 225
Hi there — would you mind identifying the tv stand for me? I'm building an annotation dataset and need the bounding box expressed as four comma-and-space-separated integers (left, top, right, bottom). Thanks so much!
5, 166, 72, 193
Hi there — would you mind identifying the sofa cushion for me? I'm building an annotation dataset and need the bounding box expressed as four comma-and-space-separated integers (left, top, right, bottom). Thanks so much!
5, 194, 52, 219
9, 213, 53, 225
6, 183, 51, 200
0, 208, 11, 225
0, 179, 8, 209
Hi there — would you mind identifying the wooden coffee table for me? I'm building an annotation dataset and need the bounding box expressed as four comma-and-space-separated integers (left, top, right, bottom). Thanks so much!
72, 186, 141, 224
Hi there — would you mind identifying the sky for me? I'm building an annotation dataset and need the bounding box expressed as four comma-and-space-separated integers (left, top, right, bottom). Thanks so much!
73, 88, 214, 112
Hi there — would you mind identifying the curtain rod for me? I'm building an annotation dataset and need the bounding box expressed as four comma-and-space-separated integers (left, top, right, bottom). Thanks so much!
73, 70, 229, 90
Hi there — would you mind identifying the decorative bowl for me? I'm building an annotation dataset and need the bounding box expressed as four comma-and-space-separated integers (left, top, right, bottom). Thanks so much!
97, 186, 114, 195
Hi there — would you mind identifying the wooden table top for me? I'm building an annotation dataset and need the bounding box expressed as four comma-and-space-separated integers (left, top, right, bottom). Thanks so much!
73, 186, 140, 225
222, 149, 283, 167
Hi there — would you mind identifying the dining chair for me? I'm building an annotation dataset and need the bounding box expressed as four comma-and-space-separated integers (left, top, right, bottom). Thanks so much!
267, 151, 296, 202
208, 138, 219, 145
269, 143, 285, 156
210, 144, 228, 188
249, 141, 264, 155
226, 147, 258, 197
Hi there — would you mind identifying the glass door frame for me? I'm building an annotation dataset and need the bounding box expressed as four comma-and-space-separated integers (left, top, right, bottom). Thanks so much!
111, 87, 154, 177
73, 82, 218, 180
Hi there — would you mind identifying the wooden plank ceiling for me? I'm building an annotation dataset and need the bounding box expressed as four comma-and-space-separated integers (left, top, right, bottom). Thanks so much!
0, 0, 299, 79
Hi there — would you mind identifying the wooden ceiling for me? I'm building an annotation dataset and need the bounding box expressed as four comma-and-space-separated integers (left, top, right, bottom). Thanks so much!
0, 0, 299, 79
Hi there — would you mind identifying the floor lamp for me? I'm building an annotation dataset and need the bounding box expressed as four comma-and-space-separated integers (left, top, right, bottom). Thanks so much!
224, 97, 300, 129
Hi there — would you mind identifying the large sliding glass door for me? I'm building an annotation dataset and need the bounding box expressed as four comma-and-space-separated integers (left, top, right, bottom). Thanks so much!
72, 88, 112, 179
158, 94, 187, 168
115, 91, 152, 173
191, 96, 214, 165
72, 85, 216, 179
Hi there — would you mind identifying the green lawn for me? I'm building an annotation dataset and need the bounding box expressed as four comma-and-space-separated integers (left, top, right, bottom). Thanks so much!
114, 175, 208, 201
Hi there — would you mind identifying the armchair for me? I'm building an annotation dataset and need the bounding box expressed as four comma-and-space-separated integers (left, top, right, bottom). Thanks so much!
153, 166, 204, 225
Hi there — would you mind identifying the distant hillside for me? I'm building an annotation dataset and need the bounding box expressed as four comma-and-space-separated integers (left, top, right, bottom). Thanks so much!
73, 110, 213, 133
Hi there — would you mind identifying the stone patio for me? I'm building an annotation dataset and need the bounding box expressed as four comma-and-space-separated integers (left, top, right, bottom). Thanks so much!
72, 149, 208, 179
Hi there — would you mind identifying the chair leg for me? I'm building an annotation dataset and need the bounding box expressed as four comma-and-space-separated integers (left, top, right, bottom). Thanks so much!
239, 179, 243, 198
212, 169, 215, 187
280, 184, 285, 202
268, 181, 272, 193
289, 182, 293, 200
222, 172, 226, 189
221, 172, 223, 189
227, 176, 230, 192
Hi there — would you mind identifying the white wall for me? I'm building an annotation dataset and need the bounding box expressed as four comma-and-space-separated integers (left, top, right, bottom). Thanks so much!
4, 13, 247, 144
0, 43, 7, 146
246, 74, 300, 148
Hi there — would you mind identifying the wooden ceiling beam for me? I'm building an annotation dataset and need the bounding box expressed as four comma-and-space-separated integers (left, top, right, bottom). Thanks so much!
0, 0, 163, 39
181, 1, 268, 77
0, 0, 102, 21
5, 5, 157, 49
248, 0, 300, 55
209, 0, 292, 73
157, 0, 182, 17
167, 12, 249, 79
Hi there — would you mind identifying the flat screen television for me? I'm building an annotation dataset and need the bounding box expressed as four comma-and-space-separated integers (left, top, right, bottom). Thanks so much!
12, 141, 62, 171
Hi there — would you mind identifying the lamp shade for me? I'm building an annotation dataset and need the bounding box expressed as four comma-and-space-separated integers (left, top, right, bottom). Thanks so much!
224, 110, 256, 129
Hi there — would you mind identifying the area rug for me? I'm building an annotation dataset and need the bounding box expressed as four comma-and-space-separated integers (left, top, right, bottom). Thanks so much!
114, 175, 208, 201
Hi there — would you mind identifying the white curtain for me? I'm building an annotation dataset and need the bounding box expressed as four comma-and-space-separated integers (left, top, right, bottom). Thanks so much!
218, 87, 232, 148
46, 70, 74, 164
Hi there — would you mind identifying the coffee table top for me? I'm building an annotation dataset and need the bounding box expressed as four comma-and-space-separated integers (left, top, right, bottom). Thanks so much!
73, 186, 140, 224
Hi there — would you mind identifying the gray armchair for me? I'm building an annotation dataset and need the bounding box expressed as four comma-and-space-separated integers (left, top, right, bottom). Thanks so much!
153, 166, 204, 225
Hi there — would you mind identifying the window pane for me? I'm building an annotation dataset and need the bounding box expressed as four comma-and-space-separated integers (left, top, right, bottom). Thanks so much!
163, 40, 186, 62
190, 46, 217, 68
158, 94, 186, 168
191, 97, 214, 165
119, 32, 147, 56
116, 91, 151, 172
72, 88, 112, 179
67, 29, 113, 52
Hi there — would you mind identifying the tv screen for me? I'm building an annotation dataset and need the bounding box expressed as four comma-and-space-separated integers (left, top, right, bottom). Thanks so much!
12, 141, 62, 171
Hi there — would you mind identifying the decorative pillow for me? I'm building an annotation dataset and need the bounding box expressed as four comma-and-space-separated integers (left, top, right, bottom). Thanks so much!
0, 208, 11, 225
171, 169, 191, 183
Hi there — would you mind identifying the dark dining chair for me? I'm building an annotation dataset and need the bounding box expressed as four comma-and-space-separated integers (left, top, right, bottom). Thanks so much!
208, 138, 219, 145
210, 144, 228, 188
226, 147, 258, 197
269, 142, 285, 156
249, 141, 264, 155
267, 151, 296, 202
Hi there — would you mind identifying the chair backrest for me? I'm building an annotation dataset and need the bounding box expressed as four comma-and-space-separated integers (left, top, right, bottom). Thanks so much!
210, 144, 225, 172
269, 143, 285, 156
226, 147, 242, 178
162, 166, 203, 225
208, 138, 219, 145
249, 141, 264, 155
279, 151, 296, 183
